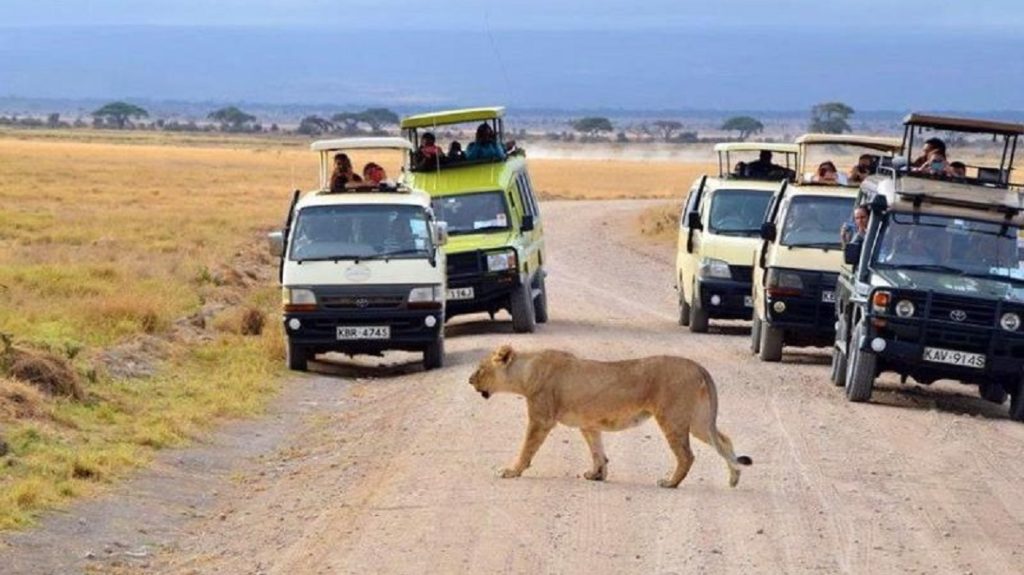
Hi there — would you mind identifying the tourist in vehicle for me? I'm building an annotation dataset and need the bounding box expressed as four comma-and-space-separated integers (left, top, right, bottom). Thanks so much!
362, 162, 387, 184
911, 137, 946, 169
813, 161, 843, 184
848, 154, 875, 184
950, 161, 967, 178
732, 161, 747, 177
330, 153, 362, 192
447, 141, 465, 162
914, 147, 953, 176
414, 132, 444, 170
745, 150, 783, 178
465, 122, 507, 161
840, 205, 869, 247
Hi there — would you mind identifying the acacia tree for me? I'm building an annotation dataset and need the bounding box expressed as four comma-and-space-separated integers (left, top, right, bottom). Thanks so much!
297, 115, 333, 136
721, 116, 764, 140
330, 112, 363, 134
208, 106, 257, 132
92, 102, 149, 129
570, 116, 614, 138
651, 120, 684, 142
809, 102, 854, 134
359, 108, 399, 133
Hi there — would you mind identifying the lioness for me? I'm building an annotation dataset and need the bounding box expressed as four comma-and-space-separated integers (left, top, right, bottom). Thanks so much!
469, 345, 752, 488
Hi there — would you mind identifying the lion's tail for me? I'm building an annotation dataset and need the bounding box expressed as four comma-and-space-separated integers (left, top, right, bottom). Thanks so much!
698, 365, 753, 479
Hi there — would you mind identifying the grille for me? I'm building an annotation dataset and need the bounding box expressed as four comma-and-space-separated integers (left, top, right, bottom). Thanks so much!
927, 295, 994, 327
320, 295, 405, 310
447, 252, 482, 277
731, 265, 753, 283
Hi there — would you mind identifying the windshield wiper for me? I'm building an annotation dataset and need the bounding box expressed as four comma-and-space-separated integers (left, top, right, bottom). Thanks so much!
295, 256, 359, 263
961, 271, 1024, 284
361, 248, 428, 260
450, 225, 508, 235
716, 229, 760, 236
893, 263, 966, 274
787, 242, 840, 249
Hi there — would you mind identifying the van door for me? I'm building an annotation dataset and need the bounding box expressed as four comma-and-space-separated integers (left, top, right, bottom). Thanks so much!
678, 175, 707, 304
752, 181, 789, 318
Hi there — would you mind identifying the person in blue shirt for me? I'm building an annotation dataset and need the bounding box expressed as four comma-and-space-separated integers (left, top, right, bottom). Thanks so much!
465, 122, 506, 161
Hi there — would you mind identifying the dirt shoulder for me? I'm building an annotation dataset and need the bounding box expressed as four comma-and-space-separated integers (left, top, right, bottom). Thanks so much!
6, 199, 1024, 575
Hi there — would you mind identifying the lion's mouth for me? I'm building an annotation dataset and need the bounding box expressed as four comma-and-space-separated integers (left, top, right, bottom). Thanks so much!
479, 390, 491, 399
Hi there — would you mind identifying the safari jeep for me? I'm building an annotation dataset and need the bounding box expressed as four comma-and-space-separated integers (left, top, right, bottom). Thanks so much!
268, 137, 448, 371
751, 134, 901, 361
401, 107, 547, 333
676, 142, 797, 332
833, 114, 1024, 421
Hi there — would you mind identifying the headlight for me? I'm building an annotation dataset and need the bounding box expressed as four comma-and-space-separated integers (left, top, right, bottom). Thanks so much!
698, 257, 731, 279
283, 288, 317, 311
486, 251, 517, 271
766, 268, 803, 296
408, 285, 443, 303
895, 299, 915, 318
871, 290, 891, 314
1000, 312, 1020, 331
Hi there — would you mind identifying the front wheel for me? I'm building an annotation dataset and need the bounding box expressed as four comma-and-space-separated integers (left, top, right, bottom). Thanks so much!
688, 284, 709, 333
423, 335, 445, 370
533, 274, 549, 324
980, 382, 1008, 405
510, 282, 537, 333
286, 340, 310, 372
830, 346, 847, 388
758, 323, 784, 362
1009, 382, 1024, 422
678, 289, 691, 327
845, 323, 876, 402
750, 316, 762, 354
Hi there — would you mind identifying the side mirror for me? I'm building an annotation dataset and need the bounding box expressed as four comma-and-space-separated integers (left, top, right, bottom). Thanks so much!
434, 221, 449, 246
520, 214, 535, 232
686, 211, 702, 230
760, 222, 777, 242
267, 230, 285, 257
844, 242, 862, 265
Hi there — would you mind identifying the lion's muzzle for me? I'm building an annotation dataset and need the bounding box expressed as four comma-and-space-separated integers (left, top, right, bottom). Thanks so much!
479, 390, 491, 399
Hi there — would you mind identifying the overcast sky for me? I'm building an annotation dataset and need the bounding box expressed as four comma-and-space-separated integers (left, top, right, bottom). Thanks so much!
4, 0, 1023, 29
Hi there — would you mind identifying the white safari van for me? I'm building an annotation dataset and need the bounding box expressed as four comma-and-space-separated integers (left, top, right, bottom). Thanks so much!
750, 134, 901, 361
268, 138, 448, 371
676, 142, 797, 332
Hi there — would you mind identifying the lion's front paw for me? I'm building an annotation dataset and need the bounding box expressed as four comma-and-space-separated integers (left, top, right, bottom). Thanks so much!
500, 468, 522, 479
657, 478, 680, 489
583, 468, 606, 481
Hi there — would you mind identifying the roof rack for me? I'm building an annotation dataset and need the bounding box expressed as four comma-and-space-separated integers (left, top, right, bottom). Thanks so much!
400, 107, 505, 130
714, 142, 798, 180
903, 113, 1024, 136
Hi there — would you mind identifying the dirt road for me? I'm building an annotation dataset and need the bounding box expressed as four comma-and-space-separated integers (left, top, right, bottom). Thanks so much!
6, 200, 1024, 574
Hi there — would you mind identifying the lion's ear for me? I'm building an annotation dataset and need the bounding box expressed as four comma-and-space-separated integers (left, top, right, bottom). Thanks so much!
491, 344, 515, 365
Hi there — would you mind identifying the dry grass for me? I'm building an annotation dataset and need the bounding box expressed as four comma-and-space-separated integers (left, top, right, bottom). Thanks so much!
636, 201, 683, 244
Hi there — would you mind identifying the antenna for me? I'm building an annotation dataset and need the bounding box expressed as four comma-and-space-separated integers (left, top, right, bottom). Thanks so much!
483, 5, 514, 105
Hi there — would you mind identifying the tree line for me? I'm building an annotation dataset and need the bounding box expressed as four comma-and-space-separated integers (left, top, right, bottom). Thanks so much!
0, 100, 859, 140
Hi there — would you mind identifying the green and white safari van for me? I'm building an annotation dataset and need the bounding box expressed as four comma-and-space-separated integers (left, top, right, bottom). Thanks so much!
676, 142, 797, 332
268, 137, 448, 371
401, 107, 548, 333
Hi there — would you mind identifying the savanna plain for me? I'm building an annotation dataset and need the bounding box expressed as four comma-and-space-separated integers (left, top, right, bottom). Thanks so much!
2, 130, 1023, 575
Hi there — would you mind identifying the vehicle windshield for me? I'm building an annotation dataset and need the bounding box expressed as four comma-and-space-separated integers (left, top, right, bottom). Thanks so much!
707, 189, 773, 236
780, 195, 855, 248
431, 191, 510, 236
289, 204, 433, 261
873, 212, 1024, 279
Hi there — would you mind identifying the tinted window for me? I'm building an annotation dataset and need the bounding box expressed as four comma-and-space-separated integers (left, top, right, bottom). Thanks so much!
289, 204, 432, 261
707, 189, 773, 236
431, 191, 511, 236
779, 195, 855, 248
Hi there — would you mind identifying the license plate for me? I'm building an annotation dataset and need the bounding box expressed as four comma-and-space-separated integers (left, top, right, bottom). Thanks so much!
923, 347, 985, 369
821, 290, 836, 303
447, 287, 475, 301
743, 295, 753, 307
337, 326, 390, 340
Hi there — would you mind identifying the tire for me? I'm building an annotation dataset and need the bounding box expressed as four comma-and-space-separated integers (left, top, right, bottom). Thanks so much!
286, 340, 309, 372
423, 335, 445, 370
510, 282, 537, 333
678, 292, 691, 327
845, 323, 876, 402
688, 283, 709, 333
980, 382, 1008, 405
750, 316, 762, 354
758, 323, 784, 362
533, 274, 549, 324
830, 347, 848, 388
1009, 383, 1024, 422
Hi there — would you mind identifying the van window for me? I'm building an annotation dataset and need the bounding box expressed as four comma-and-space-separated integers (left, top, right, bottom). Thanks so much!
289, 204, 433, 261
515, 178, 533, 217
779, 196, 855, 248
432, 191, 511, 236
521, 172, 541, 216
707, 189, 773, 237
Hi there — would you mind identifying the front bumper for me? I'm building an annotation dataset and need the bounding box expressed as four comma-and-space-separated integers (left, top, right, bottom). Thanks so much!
858, 315, 1024, 385
696, 278, 753, 319
284, 308, 443, 354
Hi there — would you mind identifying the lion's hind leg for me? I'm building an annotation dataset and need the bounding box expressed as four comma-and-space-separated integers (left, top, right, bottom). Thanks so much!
654, 416, 694, 488
580, 429, 609, 481
691, 424, 747, 487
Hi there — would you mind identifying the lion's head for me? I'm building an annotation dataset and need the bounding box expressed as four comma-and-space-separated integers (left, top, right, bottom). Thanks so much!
469, 344, 516, 399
